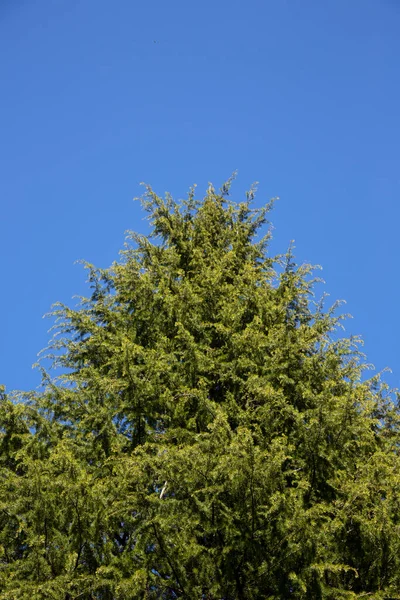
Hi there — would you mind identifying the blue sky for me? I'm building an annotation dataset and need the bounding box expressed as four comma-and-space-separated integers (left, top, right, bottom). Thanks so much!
1, 0, 399, 392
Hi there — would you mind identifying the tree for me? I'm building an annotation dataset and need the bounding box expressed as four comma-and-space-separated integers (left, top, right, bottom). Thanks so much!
1, 179, 400, 599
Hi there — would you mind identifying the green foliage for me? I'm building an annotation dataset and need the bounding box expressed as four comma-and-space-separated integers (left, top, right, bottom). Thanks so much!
1, 181, 400, 598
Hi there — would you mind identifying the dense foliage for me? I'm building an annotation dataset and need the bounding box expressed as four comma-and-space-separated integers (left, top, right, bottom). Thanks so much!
1, 180, 400, 599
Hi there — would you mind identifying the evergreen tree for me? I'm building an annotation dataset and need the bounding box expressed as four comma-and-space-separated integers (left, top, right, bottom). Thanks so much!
1, 180, 400, 599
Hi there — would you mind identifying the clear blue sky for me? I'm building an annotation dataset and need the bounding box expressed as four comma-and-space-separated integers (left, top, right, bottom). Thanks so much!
1, 0, 399, 393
